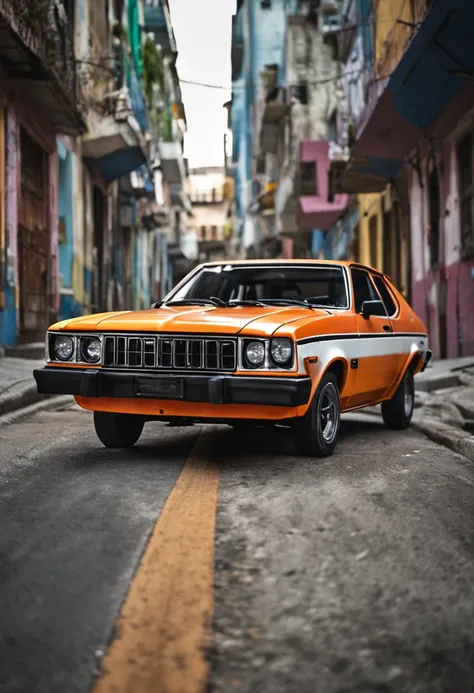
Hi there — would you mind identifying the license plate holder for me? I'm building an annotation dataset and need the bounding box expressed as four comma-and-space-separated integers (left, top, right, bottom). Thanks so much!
135, 377, 183, 399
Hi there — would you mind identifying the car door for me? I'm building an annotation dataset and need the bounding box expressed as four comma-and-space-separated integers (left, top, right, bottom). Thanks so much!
347, 267, 399, 408
370, 271, 407, 381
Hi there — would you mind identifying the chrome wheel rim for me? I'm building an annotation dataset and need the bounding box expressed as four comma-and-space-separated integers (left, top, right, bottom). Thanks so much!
318, 382, 339, 443
404, 375, 414, 417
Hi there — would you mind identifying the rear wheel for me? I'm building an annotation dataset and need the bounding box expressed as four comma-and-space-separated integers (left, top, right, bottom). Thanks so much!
93, 412, 145, 448
291, 372, 340, 458
381, 369, 414, 430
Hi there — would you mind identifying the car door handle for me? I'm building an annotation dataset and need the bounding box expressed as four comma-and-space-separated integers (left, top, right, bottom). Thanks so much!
382, 324, 392, 332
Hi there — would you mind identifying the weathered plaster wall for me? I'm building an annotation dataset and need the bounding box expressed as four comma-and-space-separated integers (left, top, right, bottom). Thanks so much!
409, 123, 474, 358
358, 193, 383, 270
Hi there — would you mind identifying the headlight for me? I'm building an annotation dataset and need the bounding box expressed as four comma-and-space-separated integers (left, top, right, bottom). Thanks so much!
270, 338, 293, 366
52, 335, 74, 361
82, 336, 101, 363
245, 340, 265, 367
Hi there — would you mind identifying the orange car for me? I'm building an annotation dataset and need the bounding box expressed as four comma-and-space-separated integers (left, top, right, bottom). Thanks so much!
34, 260, 431, 457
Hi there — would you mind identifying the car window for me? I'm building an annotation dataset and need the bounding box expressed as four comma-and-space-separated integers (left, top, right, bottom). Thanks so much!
372, 275, 397, 316
350, 268, 379, 313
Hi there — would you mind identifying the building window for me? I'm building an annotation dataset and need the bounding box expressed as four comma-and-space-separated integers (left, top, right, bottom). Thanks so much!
457, 132, 474, 257
300, 162, 317, 196
291, 82, 308, 105
427, 161, 440, 267
368, 215, 378, 269
199, 225, 206, 240
328, 111, 337, 143
211, 225, 218, 240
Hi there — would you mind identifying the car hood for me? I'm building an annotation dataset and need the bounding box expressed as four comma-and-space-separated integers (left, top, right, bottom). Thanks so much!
49, 304, 332, 338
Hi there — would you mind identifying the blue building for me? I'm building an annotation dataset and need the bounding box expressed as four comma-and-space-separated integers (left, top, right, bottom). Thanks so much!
231, 0, 301, 253
230, 0, 355, 259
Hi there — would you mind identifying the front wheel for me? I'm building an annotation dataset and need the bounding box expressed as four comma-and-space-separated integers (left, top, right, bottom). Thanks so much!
93, 412, 145, 448
381, 369, 414, 430
291, 372, 341, 458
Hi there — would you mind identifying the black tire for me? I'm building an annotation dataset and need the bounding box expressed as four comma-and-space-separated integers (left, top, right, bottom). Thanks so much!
93, 412, 145, 448
381, 369, 414, 430
291, 372, 341, 458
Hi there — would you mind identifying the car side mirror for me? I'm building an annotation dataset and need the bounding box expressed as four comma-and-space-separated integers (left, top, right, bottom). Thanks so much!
361, 300, 386, 319
151, 300, 163, 309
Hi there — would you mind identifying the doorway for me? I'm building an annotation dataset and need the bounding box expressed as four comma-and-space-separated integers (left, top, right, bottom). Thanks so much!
428, 159, 447, 358
18, 129, 48, 341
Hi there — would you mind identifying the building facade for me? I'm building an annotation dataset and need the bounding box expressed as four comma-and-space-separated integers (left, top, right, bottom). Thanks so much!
0, 0, 194, 350
230, 0, 353, 260
333, 0, 474, 358
187, 166, 236, 264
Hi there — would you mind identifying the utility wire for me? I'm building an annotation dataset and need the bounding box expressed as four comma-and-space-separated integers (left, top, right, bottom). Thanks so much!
180, 64, 382, 91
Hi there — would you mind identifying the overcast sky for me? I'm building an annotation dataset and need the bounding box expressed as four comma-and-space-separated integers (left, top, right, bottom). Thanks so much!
168, 0, 236, 169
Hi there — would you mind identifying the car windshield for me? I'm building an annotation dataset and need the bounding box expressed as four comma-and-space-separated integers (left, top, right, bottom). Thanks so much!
166, 264, 349, 309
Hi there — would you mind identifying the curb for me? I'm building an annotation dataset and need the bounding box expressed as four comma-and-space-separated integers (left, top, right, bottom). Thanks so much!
361, 407, 474, 463
0, 395, 74, 426
0, 382, 44, 417
411, 416, 474, 463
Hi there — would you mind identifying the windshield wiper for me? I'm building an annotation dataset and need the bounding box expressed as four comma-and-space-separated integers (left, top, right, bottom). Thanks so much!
228, 299, 268, 307
165, 298, 224, 307
259, 298, 313, 309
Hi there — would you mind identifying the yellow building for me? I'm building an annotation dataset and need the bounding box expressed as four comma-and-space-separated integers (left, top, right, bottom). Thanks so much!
355, 0, 425, 300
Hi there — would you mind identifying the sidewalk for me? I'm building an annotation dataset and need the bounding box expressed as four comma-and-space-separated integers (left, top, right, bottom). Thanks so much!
415, 355, 474, 392
366, 357, 474, 463
0, 356, 47, 416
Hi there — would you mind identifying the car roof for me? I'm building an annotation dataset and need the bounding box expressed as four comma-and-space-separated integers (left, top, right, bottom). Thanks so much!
199, 259, 384, 275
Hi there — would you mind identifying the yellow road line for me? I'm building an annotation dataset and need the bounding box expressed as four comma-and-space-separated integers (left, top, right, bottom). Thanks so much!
93, 429, 219, 693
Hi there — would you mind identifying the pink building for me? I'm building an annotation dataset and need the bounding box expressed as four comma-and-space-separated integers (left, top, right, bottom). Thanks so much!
299, 140, 348, 231
409, 89, 474, 359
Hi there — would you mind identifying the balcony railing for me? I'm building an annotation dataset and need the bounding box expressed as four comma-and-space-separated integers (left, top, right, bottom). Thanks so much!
375, 0, 430, 80
1, 0, 73, 91
0, 0, 84, 132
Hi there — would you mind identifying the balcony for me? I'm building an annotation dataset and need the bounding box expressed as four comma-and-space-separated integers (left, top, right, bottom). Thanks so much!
321, 0, 340, 14
159, 141, 186, 184
259, 86, 291, 154
169, 183, 192, 213
345, 0, 474, 192
298, 140, 348, 230
120, 165, 156, 199
143, 0, 176, 55
321, 12, 342, 34
0, 0, 85, 134
83, 49, 149, 182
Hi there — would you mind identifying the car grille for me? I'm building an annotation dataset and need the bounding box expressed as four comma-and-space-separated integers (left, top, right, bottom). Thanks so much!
102, 335, 237, 372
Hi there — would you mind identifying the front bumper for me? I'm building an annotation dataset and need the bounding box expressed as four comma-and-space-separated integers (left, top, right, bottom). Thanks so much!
33, 368, 312, 408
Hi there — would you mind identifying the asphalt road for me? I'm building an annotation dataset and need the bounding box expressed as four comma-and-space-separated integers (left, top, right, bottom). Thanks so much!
0, 405, 473, 693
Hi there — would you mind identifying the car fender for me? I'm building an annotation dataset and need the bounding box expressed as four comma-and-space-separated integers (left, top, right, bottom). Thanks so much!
384, 343, 426, 401
297, 348, 350, 417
